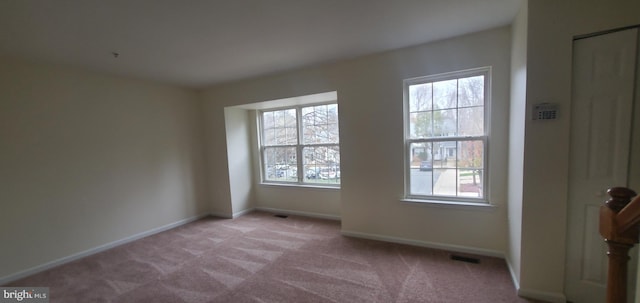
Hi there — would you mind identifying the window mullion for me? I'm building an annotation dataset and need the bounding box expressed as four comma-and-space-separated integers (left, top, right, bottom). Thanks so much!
300, 143, 339, 151
408, 136, 484, 145
260, 146, 265, 181
456, 78, 459, 137
296, 106, 304, 183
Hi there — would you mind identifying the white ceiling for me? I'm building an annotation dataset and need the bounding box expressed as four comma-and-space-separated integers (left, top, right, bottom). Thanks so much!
0, 0, 522, 88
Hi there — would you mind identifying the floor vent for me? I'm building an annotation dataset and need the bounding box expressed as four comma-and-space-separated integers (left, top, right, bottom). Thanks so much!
274, 214, 288, 218
450, 255, 480, 264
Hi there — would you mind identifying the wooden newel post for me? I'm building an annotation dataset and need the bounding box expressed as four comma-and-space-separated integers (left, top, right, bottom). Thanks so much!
599, 187, 639, 303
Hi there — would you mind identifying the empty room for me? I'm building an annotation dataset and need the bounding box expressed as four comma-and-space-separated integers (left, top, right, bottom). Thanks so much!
1, 1, 640, 302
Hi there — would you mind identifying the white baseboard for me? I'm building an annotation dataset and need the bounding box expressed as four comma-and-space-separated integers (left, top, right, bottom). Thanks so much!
2, 209, 567, 303
255, 207, 341, 221
505, 257, 521, 290
341, 229, 504, 258
210, 211, 233, 219
0, 213, 209, 285
232, 208, 254, 218
517, 288, 566, 303
505, 257, 566, 303
344, 230, 575, 300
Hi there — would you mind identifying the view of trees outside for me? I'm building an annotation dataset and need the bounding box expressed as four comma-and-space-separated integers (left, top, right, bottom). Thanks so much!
302, 104, 339, 144
262, 109, 298, 181
407, 74, 485, 198
263, 109, 297, 145
262, 104, 340, 184
302, 104, 340, 184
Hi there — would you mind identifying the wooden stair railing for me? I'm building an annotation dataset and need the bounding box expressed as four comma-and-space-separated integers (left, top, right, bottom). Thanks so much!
600, 187, 640, 303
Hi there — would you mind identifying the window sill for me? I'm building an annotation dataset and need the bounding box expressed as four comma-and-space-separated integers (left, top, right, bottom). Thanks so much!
400, 198, 496, 211
260, 182, 341, 191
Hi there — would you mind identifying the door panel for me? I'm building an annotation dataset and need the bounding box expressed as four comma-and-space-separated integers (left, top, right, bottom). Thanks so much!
582, 204, 607, 284
565, 28, 638, 303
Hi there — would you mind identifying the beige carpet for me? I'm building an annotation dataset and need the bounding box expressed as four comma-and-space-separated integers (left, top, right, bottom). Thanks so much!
8, 211, 542, 302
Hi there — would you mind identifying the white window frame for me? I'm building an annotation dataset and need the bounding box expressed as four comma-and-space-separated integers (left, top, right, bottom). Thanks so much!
403, 67, 490, 204
258, 102, 340, 188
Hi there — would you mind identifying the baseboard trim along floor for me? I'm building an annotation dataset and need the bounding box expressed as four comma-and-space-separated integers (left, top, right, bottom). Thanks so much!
0, 213, 209, 285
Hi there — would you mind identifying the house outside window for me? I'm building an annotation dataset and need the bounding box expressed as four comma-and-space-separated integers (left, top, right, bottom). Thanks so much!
404, 67, 490, 203
260, 103, 340, 186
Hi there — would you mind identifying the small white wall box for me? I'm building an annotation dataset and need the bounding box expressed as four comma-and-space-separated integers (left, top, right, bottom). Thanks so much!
533, 103, 558, 120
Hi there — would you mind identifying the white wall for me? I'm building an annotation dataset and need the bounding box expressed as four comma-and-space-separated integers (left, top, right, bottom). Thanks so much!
224, 107, 254, 217
507, 0, 528, 289
202, 96, 233, 217
202, 26, 512, 254
339, 27, 511, 255
0, 57, 208, 281
518, 0, 640, 301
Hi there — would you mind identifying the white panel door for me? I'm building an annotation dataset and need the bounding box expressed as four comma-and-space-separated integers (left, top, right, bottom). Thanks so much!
565, 28, 638, 303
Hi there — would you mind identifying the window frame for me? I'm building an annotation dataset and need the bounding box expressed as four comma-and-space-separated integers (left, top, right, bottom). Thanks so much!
258, 102, 340, 188
403, 67, 491, 204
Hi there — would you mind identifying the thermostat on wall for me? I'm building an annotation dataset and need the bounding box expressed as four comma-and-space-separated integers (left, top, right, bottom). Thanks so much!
533, 103, 558, 120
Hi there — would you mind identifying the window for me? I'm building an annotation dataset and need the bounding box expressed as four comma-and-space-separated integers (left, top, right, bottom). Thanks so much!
260, 103, 340, 186
404, 67, 489, 203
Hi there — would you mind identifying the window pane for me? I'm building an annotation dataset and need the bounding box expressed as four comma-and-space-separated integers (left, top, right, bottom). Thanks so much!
285, 127, 297, 144
262, 111, 275, 145
275, 128, 286, 145
409, 83, 432, 112
285, 109, 297, 127
303, 145, 340, 184
263, 111, 275, 130
264, 147, 297, 182
263, 109, 297, 146
331, 108, 339, 141
327, 104, 338, 124
432, 141, 457, 168
433, 79, 457, 109
458, 140, 483, 169
263, 128, 276, 146
409, 142, 432, 167
458, 107, 483, 136
275, 110, 285, 127
410, 140, 484, 199
409, 142, 433, 196
282, 109, 297, 144
409, 111, 432, 138
458, 75, 484, 107
433, 109, 456, 137
273, 127, 298, 145
433, 168, 456, 196
458, 169, 483, 198
302, 104, 339, 144
404, 70, 488, 201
